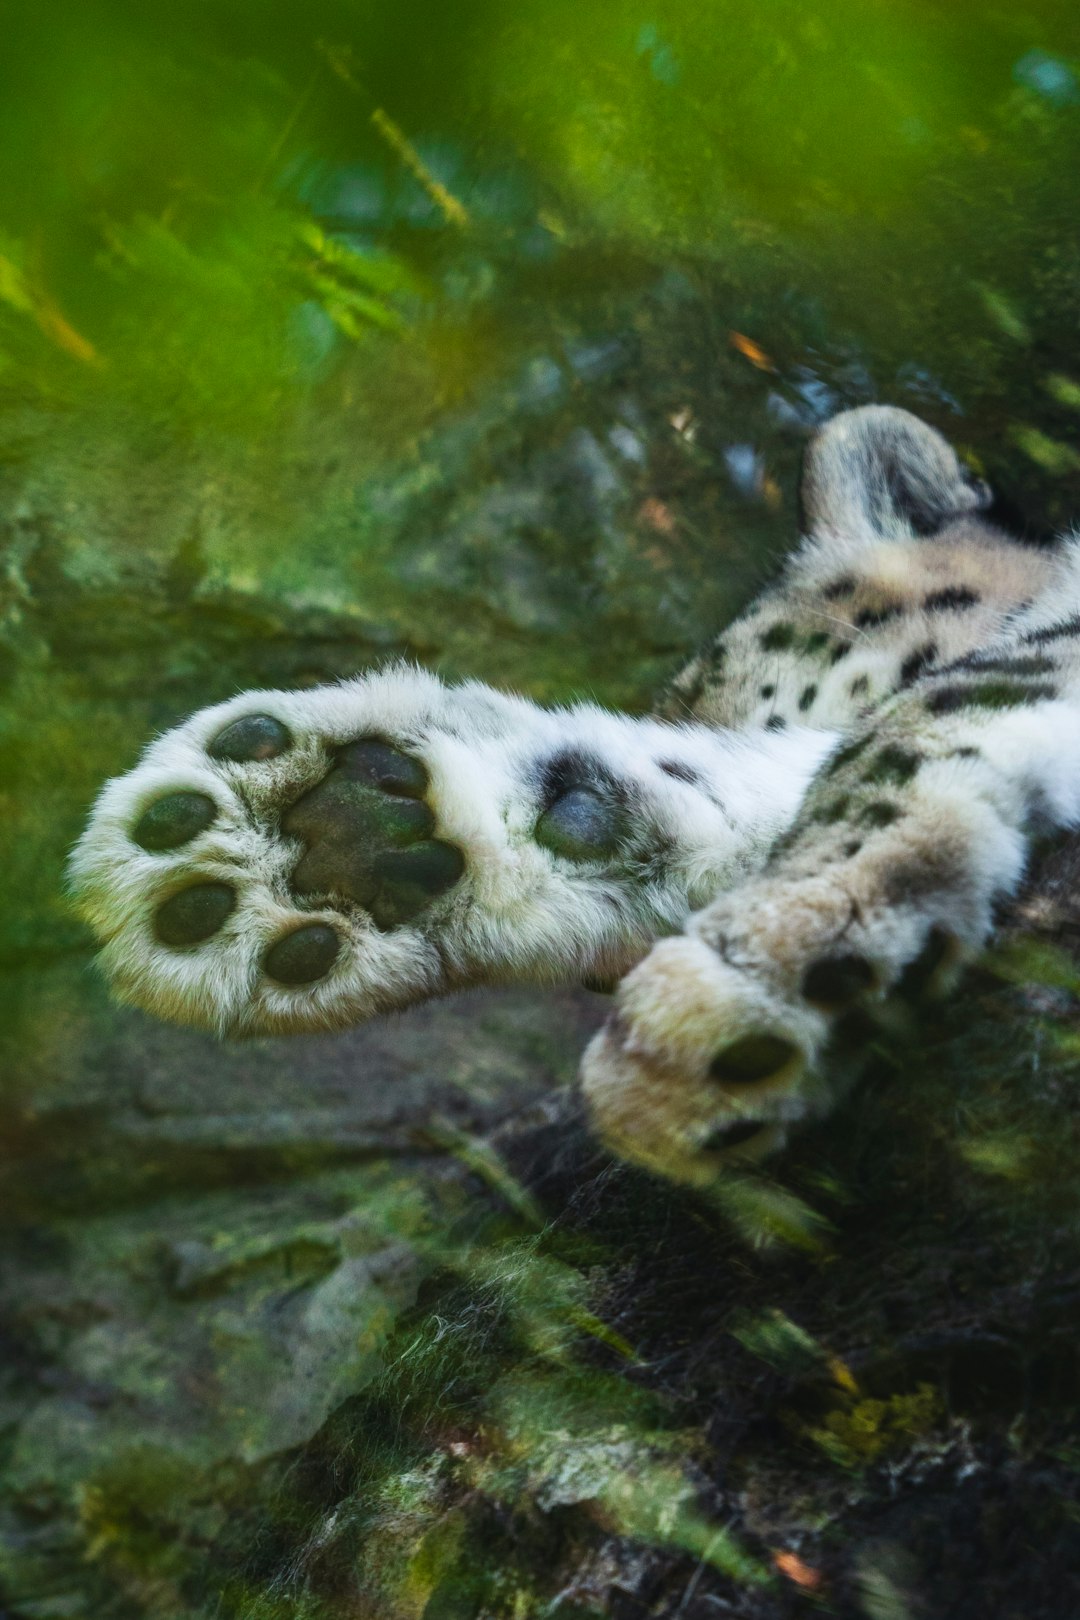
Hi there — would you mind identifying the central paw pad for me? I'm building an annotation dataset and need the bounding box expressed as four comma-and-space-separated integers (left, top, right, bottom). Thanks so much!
282, 739, 464, 929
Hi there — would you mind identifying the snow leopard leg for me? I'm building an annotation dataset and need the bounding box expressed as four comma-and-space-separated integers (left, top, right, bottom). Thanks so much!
69, 665, 830, 1035
582, 584, 1080, 1185
581, 405, 1080, 1182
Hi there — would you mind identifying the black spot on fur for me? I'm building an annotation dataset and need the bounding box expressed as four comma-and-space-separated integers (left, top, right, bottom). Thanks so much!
822, 576, 856, 600
1022, 614, 1080, 646
683, 669, 709, 705
765, 714, 787, 731
801, 954, 876, 1008
940, 653, 1056, 679
760, 684, 776, 700
798, 683, 818, 712
770, 826, 800, 859
950, 746, 981, 759
843, 840, 862, 858
927, 680, 1057, 715
538, 750, 622, 808
924, 586, 979, 612
849, 675, 870, 699
760, 623, 796, 651
899, 642, 938, 686
658, 759, 698, 784
881, 844, 961, 908
804, 631, 831, 654
829, 642, 853, 664
662, 665, 707, 716
825, 734, 873, 776
863, 745, 921, 787
811, 794, 851, 825
924, 685, 969, 715
860, 801, 900, 828
855, 602, 903, 630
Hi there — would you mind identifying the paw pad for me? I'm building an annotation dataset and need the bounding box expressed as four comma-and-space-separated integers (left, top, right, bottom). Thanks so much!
535, 786, 624, 861
896, 927, 956, 999
366, 843, 465, 927
282, 737, 464, 929
264, 924, 341, 986
209, 714, 292, 763
708, 1033, 798, 1086
134, 791, 216, 852
336, 738, 428, 796
154, 882, 236, 946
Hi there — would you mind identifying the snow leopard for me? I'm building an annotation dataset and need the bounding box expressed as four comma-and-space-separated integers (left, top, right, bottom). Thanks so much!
69, 405, 1080, 1186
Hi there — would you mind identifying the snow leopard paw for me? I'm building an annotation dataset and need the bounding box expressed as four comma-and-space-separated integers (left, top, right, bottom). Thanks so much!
579, 905, 945, 1187
69, 665, 749, 1035
580, 927, 837, 1187
579, 768, 1022, 1184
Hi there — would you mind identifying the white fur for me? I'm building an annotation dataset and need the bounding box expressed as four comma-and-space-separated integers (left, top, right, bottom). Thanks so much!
69, 663, 831, 1035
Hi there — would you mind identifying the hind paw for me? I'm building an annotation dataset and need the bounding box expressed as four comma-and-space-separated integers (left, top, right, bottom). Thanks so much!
580, 935, 831, 1185
580, 857, 979, 1184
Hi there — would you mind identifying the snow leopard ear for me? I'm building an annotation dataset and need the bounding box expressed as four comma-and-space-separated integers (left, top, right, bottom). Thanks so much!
799, 405, 992, 542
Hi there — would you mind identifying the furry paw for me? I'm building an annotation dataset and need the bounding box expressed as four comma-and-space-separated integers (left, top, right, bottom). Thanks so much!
580, 935, 832, 1186
580, 690, 1071, 1183
70, 665, 759, 1035
580, 855, 979, 1185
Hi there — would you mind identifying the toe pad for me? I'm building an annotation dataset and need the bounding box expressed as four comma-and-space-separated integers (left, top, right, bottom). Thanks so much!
264, 924, 341, 985
209, 715, 292, 763
155, 882, 236, 946
134, 792, 217, 852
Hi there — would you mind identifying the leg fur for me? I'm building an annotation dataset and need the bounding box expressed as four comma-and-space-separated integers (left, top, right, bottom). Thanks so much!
69, 664, 830, 1034
583, 416, 1080, 1183
664, 407, 1051, 737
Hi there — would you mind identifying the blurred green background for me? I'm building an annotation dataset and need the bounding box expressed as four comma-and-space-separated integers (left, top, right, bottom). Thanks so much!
3, 3, 1080, 1616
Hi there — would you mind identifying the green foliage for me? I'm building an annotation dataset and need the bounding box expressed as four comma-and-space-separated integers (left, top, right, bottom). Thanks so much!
705, 1168, 834, 1253
800, 1383, 945, 1472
